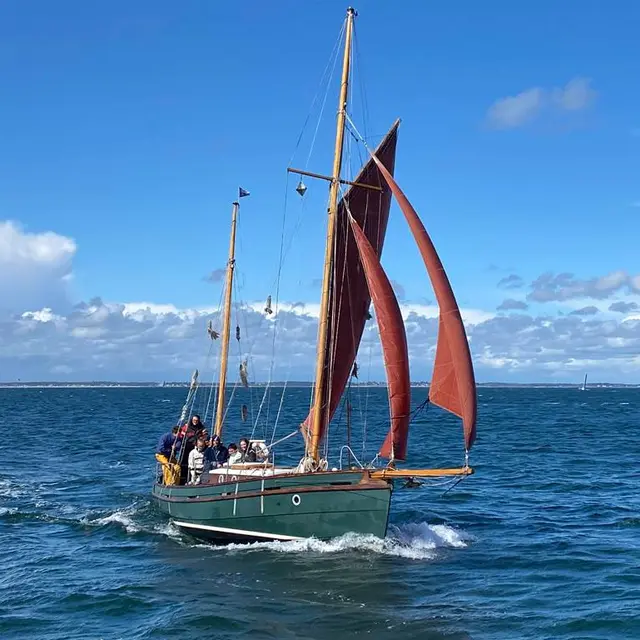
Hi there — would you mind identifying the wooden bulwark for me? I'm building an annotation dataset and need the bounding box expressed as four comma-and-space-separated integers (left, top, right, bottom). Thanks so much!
155, 479, 390, 505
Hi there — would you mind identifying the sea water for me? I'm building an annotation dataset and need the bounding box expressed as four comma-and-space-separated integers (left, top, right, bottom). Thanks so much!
1, 386, 638, 639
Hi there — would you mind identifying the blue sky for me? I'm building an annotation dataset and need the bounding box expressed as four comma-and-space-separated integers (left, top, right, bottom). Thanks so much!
1, 1, 640, 382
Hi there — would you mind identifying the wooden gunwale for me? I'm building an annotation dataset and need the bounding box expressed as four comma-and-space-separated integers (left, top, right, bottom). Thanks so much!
158, 469, 365, 491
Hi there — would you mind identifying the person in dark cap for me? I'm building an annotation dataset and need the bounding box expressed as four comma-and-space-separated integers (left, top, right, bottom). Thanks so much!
204, 434, 229, 470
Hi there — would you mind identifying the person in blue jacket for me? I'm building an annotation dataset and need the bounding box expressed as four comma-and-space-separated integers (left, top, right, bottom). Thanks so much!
155, 426, 182, 484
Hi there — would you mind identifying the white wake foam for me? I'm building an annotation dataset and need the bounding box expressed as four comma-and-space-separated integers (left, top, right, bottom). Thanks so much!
209, 522, 469, 560
80, 500, 469, 561
82, 502, 183, 540
0, 479, 27, 499
85, 505, 143, 533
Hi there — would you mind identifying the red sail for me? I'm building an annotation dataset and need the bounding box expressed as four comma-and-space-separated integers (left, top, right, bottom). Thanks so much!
348, 215, 411, 461
370, 154, 477, 452
302, 122, 399, 446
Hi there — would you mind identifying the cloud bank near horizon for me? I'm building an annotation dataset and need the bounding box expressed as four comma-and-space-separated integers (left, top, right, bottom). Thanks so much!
3, 221, 640, 383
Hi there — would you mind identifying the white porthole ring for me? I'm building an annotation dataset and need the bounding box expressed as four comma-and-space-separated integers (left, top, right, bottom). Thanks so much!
292, 494, 301, 506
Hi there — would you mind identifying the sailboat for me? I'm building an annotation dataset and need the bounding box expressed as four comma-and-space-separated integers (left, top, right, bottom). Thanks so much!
580, 374, 588, 391
152, 6, 477, 543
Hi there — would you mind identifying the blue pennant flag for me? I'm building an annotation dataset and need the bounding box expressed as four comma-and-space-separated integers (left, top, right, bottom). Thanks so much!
238, 187, 250, 198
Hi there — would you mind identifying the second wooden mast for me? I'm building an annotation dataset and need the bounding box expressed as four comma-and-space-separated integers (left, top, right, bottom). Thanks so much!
214, 199, 240, 437
308, 7, 356, 461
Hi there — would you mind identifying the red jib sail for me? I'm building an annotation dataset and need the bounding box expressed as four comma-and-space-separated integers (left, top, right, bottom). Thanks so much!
302, 122, 399, 447
348, 214, 411, 461
370, 154, 477, 452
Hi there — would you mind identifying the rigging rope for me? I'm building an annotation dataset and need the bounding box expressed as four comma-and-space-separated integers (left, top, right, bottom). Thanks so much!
288, 21, 346, 169
303, 23, 344, 172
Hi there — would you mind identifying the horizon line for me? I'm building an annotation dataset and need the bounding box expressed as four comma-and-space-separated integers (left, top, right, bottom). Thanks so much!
0, 380, 638, 388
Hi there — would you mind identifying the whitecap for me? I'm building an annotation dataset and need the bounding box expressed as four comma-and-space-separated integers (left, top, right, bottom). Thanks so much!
153, 521, 183, 539
0, 479, 26, 499
81, 503, 144, 534
196, 522, 469, 561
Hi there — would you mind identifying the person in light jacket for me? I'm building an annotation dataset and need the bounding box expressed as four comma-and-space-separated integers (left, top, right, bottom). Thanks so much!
188, 438, 208, 484
227, 443, 242, 464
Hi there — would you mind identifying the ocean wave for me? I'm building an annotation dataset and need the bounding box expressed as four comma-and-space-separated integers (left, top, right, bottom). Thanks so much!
81, 501, 183, 540
0, 478, 28, 499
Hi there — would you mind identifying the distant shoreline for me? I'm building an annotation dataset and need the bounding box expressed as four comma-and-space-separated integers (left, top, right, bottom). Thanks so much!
0, 382, 638, 389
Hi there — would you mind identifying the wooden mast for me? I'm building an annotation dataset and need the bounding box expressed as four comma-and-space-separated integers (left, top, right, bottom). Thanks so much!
214, 200, 240, 437
308, 6, 356, 461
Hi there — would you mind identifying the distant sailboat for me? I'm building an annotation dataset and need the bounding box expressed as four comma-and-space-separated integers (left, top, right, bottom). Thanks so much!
580, 374, 588, 391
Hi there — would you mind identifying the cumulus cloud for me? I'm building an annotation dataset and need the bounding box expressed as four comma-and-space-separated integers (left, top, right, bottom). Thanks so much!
0, 221, 76, 312
609, 301, 639, 314
2, 295, 640, 383
487, 87, 545, 129
551, 77, 597, 111
487, 77, 596, 129
497, 298, 528, 311
527, 270, 637, 302
204, 268, 226, 283
569, 306, 599, 316
497, 274, 525, 290
3, 220, 640, 383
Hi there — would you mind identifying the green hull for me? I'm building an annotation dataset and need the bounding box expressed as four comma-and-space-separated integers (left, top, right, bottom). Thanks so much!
152, 470, 392, 542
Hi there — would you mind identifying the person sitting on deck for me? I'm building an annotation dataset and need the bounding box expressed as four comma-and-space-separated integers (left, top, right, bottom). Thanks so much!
188, 437, 208, 484
155, 426, 182, 485
227, 443, 241, 464
203, 434, 229, 469
239, 437, 257, 463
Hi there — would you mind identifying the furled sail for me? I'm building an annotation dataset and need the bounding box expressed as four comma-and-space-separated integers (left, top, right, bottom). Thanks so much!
370, 154, 477, 452
348, 214, 411, 460
302, 121, 400, 446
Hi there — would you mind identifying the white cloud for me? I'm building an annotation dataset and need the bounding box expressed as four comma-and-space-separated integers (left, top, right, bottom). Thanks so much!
551, 77, 596, 111
2, 295, 640, 383
3, 221, 640, 384
527, 270, 637, 302
0, 221, 76, 312
497, 298, 528, 312
487, 87, 545, 129
487, 77, 596, 130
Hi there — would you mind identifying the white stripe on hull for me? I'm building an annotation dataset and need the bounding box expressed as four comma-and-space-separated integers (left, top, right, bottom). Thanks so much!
172, 519, 303, 541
